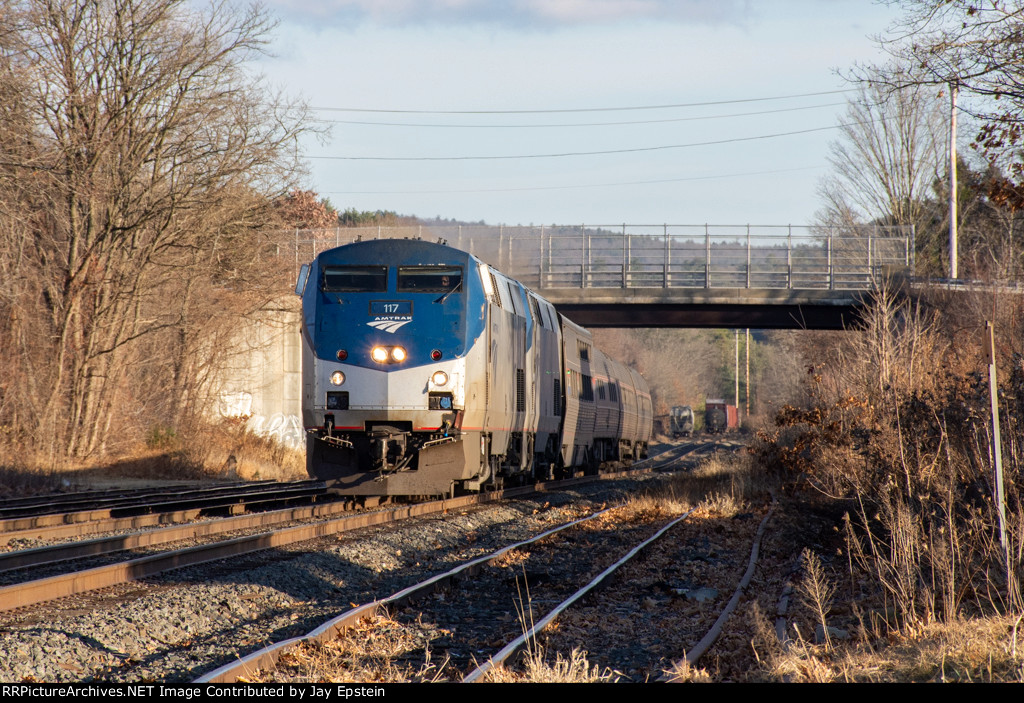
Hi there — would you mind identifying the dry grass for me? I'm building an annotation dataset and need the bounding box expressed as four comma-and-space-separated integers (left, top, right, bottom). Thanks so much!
0, 464, 78, 498
247, 612, 452, 683
746, 287, 1024, 682
763, 615, 1024, 682
601, 449, 775, 525
2, 417, 306, 492
194, 420, 307, 482
613, 492, 692, 523
798, 549, 837, 650
698, 491, 743, 519
483, 570, 620, 683
248, 606, 617, 684
662, 659, 714, 683
484, 646, 620, 683
631, 450, 776, 521
152, 417, 306, 482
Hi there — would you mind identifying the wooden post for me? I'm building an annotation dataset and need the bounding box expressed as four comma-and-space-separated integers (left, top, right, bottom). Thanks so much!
984, 321, 1008, 554
745, 328, 750, 418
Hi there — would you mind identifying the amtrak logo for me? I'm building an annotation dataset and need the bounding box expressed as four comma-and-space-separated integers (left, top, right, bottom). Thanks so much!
367, 316, 412, 333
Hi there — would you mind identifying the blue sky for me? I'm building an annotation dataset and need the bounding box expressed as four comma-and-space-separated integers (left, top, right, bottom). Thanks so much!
258, 0, 908, 226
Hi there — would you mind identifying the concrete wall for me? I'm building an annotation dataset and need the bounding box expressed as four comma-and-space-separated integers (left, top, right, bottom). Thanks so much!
215, 297, 304, 450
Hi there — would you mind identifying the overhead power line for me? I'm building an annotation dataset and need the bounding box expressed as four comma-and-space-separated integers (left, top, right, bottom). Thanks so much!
308, 122, 859, 162
325, 165, 826, 196
310, 88, 855, 115
313, 101, 847, 129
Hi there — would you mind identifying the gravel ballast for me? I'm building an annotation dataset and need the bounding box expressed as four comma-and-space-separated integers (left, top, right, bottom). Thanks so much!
0, 476, 666, 682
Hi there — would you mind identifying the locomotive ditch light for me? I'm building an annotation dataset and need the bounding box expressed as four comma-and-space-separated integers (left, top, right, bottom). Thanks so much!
371, 346, 389, 363
391, 346, 407, 362
330, 371, 346, 386
431, 370, 449, 386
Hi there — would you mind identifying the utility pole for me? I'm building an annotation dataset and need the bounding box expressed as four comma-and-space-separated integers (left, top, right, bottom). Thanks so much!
734, 329, 740, 416
745, 328, 750, 417
949, 83, 959, 280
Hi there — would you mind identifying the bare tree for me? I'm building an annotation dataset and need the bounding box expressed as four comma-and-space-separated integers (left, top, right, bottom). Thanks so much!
817, 81, 946, 230
867, 1, 1024, 203
0, 0, 311, 460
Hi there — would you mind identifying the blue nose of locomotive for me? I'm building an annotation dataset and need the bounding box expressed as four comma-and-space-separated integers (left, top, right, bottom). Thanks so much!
299, 240, 488, 428
303, 239, 484, 369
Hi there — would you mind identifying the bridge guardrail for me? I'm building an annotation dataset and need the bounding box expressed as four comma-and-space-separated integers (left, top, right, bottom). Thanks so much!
281, 223, 913, 292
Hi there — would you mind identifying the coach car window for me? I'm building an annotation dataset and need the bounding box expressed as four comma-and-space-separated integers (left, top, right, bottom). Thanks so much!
322, 266, 387, 292
397, 266, 463, 292
581, 374, 594, 402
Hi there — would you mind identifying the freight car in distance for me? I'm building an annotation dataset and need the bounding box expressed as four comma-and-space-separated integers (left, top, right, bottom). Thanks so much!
703, 400, 738, 434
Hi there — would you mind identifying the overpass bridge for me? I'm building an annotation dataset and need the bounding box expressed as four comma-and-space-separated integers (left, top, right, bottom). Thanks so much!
286, 223, 914, 330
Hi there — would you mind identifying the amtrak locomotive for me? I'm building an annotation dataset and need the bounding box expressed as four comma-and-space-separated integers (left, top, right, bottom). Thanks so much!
295, 238, 652, 496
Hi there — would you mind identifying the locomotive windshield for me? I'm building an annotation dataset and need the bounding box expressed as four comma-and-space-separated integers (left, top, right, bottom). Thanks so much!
322, 266, 387, 292
397, 266, 463, 292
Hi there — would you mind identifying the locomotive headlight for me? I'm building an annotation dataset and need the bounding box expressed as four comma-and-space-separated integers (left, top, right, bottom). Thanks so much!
371, 346, 389, 363
431, 370, 449, 386
330, 371, 345, 386
391, 346, 407, 362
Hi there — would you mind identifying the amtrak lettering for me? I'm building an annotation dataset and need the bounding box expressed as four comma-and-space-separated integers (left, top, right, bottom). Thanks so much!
366, 316, 412, 333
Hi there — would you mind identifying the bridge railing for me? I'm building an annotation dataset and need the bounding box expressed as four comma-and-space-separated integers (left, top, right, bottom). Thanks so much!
281, 223, 913, 291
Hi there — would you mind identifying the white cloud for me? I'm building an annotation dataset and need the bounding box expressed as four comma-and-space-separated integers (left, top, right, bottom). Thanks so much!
522, 0, 748, 25
266, 0, 752, 28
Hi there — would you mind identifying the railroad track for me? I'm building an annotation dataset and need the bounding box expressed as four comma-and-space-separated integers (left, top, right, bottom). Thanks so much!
0, 439, 738, 610
0, 480, 331, 539
0, 438, 756, 681
199, 481, 773, 683
0, 457, 673, 611
642, 436, 738, 471
1, 480, 284, 517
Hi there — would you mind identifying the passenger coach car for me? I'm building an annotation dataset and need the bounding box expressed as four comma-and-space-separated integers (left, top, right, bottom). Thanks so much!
295, 238, 651, 496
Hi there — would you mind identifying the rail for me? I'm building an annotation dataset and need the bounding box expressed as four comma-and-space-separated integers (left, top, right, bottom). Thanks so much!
280, 223, 914, 292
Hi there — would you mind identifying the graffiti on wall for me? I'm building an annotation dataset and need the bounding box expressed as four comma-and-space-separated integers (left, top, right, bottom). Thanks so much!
246, 413, 304, 451
218, 391, 304, 451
